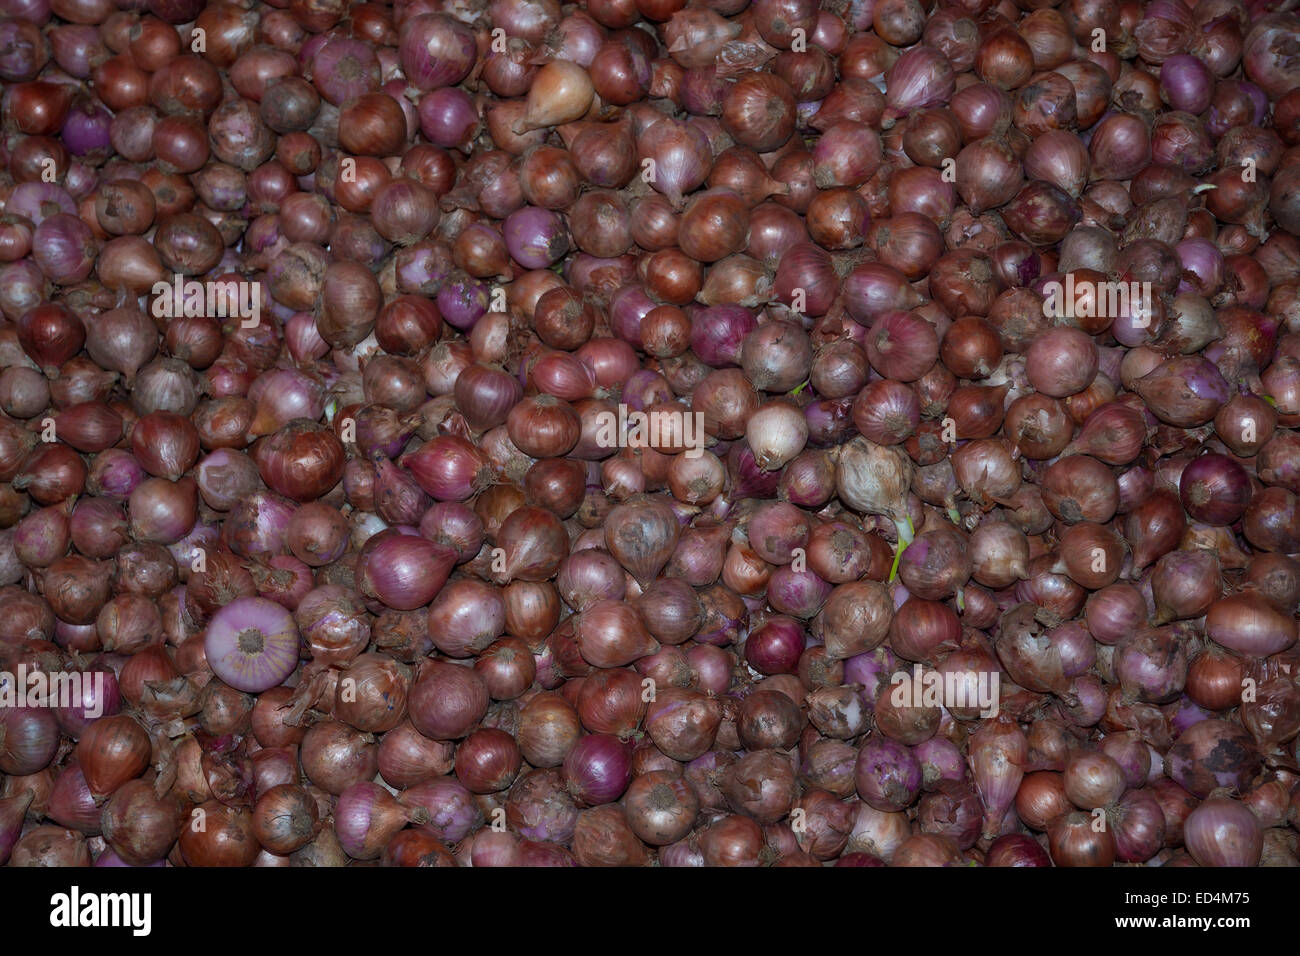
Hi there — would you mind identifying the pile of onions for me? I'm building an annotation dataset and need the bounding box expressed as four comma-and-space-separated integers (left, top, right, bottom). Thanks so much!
0, 0, 1297, 873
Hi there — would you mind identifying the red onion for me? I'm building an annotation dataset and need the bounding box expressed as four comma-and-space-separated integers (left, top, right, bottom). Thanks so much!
357, 532, 456, 611
1184, 795, 1263, 867
204, 596, 300, 693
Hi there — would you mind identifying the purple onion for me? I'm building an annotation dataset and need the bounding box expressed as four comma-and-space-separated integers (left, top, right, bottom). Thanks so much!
1096, 345, 1125, 383
0, 528, 22, 586
0, 17, 44, 80
744, 615, 808, 673
0, 259, 46, 322
503, 206, 569, 270
373, 458, 432, 526
1115, 626, 1188, 703
689, 305, 758, 367
48, 24, 103, 78
60, 99, 112, 158
0, 705, 58, 774
508, 771, 579, 843
1100, 732, 1152, 788
7, 183, 75, 226
312, 37, 381, 105
986, 833, 1051, 866
243, 214, 282, 258
88, 449, 147, 499
804, 398, 856, 446
557, 548, 627, 612
1062, 673, 1108, 727
334, 781, 412, 859
1160, 54, 1214, 114
0, 0, 52, 24
566, 253, 637, 291
398, 13, 477, 91
1184, 796, 1262, 867
1178, 453, 1251, 525
635, 118, 711, 206
33, 213, 96, 283
726, 442, 781, 500
608, 284, 657, 347
620, 368, 672, 411
399, 777, 482, 843
691, 606, 743, 650
681, 66, 728, 116
562, 733, 632, 805
54, 663, 122, 738
1166, 719, 1259, 797
918, 780, 982, 850
766, 566, 833, 619
299, 32, 330, 69
418, 87, 480, 150
395, 241, 454, 295
913, 736, 968, 790
1175, 238, 1225, 296
1116, 465, 1155, 514
296, 584, 370, 658
435, 273, 491, 330
796, 99, 821, 128
1167, 695, 1212, 736
417, 502, 486, 563
204, 596, 301, 693
224, 490, 296, 558
885, 44, 956, 118
779, 450, 839, 508
285, 311, 330, 363
192, 449, 256, 513
353, 405, 421, 461
854, 737, 923, 811
1047, 621, 1097, 678
660, 839, 706, 867
250, 368, 327, 433
1206, 81, 1269, 138
15, 502, 72, 567
841, 646, 899, 708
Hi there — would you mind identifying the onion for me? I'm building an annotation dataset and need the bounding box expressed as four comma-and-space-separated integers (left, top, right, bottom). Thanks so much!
408, 661, 489, 741
1184, 796, 1263, 867
1205, 592, 1297, 658
357, 532, 456, 611
203, 597, 299, 693
1049, 810, 1116, 867
1166, 720, 1260, 798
